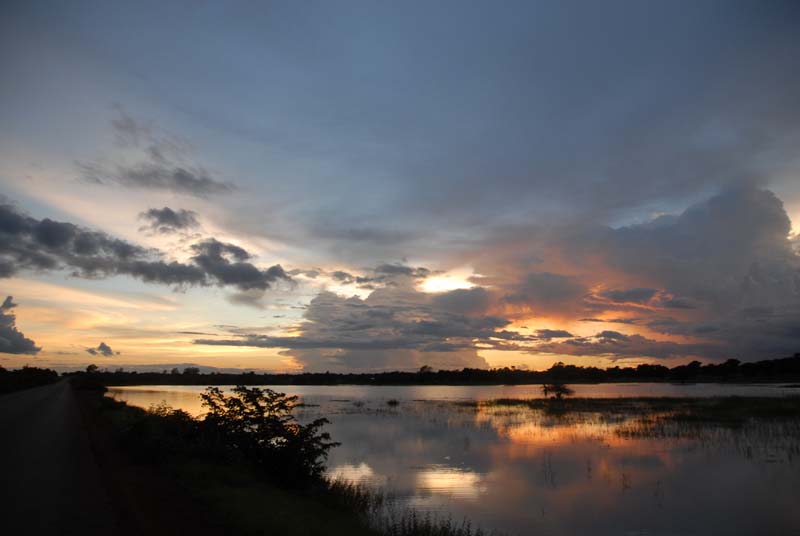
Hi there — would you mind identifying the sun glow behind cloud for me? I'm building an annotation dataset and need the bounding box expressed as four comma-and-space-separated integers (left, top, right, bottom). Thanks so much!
420, 268, 476, 293
3, 2, 800, 373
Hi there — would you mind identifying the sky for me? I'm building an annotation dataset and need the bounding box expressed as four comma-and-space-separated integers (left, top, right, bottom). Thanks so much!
1, 0, 799, 372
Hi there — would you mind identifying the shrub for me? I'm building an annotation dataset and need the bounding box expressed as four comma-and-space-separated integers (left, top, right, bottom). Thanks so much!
541, 382, 574, 400
199, 386, 339, 485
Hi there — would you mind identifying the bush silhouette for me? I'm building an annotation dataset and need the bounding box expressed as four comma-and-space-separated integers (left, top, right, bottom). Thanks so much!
200, 386, 339, 485
541, 382, 574, 400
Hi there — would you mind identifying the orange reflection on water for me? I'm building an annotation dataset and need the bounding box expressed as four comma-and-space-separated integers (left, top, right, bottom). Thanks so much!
415, 465, 486, 500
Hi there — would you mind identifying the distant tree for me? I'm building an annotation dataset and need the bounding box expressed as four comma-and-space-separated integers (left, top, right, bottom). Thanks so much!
723, 358, 741, 368
541, 382, 574, 400
86, 364, 99, 374
183, 367, 200, 375
170, 367, 180, 375
418, 365, 433, 374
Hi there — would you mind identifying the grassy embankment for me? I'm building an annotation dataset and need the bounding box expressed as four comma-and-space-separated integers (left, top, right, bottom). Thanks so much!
75, 379, 497, 536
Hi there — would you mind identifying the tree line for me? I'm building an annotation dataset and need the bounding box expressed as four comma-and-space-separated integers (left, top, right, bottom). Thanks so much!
0, 365, 59, 395
67, 353, 800, 386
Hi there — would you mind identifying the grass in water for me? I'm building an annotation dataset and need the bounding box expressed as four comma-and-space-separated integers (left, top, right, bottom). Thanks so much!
460, 396, 800, 425
95, 389, 499, 536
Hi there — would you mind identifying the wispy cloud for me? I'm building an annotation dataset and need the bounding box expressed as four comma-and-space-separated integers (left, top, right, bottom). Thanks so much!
78, 109, 234, 197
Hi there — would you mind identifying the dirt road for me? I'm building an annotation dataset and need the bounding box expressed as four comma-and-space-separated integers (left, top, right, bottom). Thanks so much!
0, 381, 122, 535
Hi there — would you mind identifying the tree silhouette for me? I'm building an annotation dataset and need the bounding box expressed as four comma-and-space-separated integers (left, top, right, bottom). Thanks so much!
541, 382, 574, 400
200, 386, 339, 485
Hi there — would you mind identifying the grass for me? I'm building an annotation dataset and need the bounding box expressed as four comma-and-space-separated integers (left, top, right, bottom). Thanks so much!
94, 392, 498, 536
459, 396, 800, 424
457, 396, 800, 450
373, 510, 496, 536
170, 459, 377, 536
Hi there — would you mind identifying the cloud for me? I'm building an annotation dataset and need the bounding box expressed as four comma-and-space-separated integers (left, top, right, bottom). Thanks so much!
310, 223, 417, 245
317, 264, 433, 290
577, 187, 797, 310
533, 329, 573, 340
195, 284, 503, 371
600, 288, 659, 304
111, 164, 233, 196
226, 289, 269, 310
451, 187, 799, 361
194, 186, 800, 364
535, 330, 720, 360
86, 341, 117, 357
0, 201, 291, 292
373, 263, 430, 278
591, 287, 698, 310
0, 296, 40, 355
539, 187, 800, 359
78, 109, 234, 197
430, 287, 491, 315
503, 272, 587, 313
580, 318, 641, 325
139, 207, 200, 234
190, 238, 291, 291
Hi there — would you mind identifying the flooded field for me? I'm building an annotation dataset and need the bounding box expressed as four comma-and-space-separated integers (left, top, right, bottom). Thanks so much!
107, 384, 800, 535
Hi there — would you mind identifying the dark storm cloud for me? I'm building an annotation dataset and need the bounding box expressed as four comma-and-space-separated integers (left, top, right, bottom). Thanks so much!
195, 183, 800, 363
580, 318, 641, 325
289, 269, 321, 279
535, 330, 720, 361
0, 296, 40, 355
139, 207, 200, 234
0, 201, 147, 278
0, 201, 290, 292
322, 264, 433, 289
601, 288, 659, 304
533, 329, 573, 340
196, 280, 730, 364
549, 187, 800, 359
190, 239, 290, 291
571, 188, 798, 310
79, 110, 233, 197
503, 272, 587, 311
86, 342, 117, 357
591, 288, 698, 311
195, 285, 505, 371
373, 264, 430, 278
431, 287, 491, 315
659, 297, 698, 310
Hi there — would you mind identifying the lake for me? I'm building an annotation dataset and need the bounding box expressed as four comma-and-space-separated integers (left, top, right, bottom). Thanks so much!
107, 383, 800, 535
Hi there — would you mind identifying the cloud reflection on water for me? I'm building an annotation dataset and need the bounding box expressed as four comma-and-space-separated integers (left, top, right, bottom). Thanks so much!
107, 385, 800, 535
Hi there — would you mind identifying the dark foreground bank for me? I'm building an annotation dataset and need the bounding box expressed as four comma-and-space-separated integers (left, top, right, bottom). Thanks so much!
74, 376, 498, 536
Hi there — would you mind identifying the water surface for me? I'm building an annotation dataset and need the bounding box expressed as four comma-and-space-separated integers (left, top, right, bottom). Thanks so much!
107, 383, 800, 535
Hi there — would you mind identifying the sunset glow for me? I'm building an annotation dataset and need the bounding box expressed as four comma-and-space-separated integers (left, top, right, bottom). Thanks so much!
1, 2, 799, 374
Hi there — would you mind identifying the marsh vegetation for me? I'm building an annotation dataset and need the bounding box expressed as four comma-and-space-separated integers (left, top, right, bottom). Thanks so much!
105, 383, 800, 535
94, 384, 497, 536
